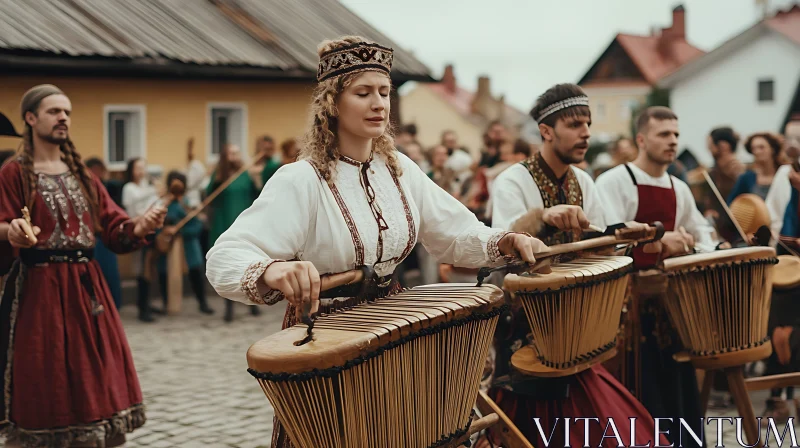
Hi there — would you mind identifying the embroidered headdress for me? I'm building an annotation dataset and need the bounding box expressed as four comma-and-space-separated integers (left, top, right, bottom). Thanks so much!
534, 95, 590, 124
317, 42, 393, 82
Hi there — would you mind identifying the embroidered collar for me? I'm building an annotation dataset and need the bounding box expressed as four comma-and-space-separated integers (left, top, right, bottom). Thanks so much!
338, 151, 374, 167
534, 153, 569, 187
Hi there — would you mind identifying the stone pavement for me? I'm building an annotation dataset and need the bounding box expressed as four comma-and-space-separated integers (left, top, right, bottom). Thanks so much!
121, 296, 282, 448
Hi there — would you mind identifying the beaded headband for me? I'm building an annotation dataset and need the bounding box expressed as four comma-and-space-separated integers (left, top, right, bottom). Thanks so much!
317, 42, 393, 82
535, 96, 590, 124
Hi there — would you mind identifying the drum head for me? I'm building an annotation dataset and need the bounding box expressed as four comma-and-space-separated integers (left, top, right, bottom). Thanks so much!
774, 255, 800, 290
661, 246, 776, 272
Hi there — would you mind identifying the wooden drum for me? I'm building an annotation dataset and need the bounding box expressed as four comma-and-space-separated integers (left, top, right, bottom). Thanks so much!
660, 247, 778, 369
503, 256, 633, 377
246, 284, 505, 448
773, 255, 800, 290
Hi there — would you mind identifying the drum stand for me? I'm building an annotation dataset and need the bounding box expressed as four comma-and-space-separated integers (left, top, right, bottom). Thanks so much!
682, 346, 800, 448
447, 391, 533, 448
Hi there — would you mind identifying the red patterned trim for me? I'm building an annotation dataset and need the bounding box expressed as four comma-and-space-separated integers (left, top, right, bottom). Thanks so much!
312, 164, 364, 266
488, 231, 512, 263
241, 259, 285, 305
389, 167, 417, 263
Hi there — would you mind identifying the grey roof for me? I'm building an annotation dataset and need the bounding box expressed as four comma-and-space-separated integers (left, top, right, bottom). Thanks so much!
0, 0, 432, 81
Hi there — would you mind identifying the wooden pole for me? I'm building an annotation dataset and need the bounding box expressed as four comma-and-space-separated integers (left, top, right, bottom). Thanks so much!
167, 235, 184, 315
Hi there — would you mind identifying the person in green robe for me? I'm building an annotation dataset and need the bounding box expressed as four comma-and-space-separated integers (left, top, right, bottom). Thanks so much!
157, 170, 214, 315
207, 143, 261, 322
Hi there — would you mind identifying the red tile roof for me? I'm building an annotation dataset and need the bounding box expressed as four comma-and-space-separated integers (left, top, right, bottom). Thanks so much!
616, 33, 705, 84
765, 4, 800, 46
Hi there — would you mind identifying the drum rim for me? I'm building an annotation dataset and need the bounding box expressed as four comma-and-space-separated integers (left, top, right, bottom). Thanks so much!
661, 246, 776, 272
245, 285, 505, 378
504, 255, 632, 292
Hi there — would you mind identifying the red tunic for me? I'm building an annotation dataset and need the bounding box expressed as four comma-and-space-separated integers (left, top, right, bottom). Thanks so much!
0, 161, 148, 447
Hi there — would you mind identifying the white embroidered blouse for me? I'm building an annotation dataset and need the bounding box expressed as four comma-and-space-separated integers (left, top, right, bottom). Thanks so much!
206, 151, 511, 305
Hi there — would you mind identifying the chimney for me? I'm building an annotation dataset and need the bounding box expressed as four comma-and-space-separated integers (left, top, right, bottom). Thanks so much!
671, 5, 686, 40
471, 76, 492, 117
442, 64, 457, 94
658, 5, 685, 56
662, 5, 686, 41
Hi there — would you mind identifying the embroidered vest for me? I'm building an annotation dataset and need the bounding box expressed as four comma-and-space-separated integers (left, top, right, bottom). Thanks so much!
520, 155, 583, 245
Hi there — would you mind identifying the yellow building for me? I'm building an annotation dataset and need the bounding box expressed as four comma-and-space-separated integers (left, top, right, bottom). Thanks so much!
0, 0, 432, 280
401, 65, 527, 156
0, 0, 432, 173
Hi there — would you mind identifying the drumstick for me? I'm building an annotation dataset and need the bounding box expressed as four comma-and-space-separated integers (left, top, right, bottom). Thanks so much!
701, 170, 748, 244
21, 207, 36, 242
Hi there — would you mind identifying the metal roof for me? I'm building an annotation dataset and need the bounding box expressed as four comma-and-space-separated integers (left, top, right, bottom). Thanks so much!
0, 0, 432, 81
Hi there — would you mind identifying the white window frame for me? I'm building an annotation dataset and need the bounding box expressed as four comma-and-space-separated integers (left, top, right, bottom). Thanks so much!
206, 102, 249, 164
103, 105, 146, 171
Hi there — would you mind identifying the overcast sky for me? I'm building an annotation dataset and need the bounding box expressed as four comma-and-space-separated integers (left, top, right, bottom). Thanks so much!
340, 0, 797, 112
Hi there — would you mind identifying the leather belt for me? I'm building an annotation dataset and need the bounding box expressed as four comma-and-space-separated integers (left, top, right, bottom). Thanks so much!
20, 248, 94, 266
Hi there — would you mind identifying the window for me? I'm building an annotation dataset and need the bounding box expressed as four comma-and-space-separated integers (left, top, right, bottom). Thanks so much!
758, 79, 774, 103
207, 103, 247, 162
620, 99, 640, 120
104, 105, 145, 170
595, 102, 606, 121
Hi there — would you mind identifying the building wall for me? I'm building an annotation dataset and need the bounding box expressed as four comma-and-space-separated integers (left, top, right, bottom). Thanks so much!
0, 76, 314, 279
668, 31, 800, 167
580, 82, 651, 142
0, 76, 315, 172
400, 86, 484, 157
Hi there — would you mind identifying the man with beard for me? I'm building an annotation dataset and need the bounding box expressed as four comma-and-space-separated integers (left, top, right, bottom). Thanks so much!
0, 84, 165, 447
594, 106, 715, 447
491, 85, 604, 243
482, 84, 665, 448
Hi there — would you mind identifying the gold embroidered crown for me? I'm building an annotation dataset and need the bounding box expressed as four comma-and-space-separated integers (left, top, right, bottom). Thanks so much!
317, 42, 393, 82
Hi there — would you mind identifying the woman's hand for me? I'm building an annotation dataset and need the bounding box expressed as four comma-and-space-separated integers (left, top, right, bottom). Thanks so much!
498, 232, 548, 263
7, 218, 41, 248
262, 261, 321, 321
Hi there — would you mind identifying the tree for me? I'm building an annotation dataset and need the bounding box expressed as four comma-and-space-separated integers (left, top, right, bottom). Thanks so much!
629, 87, 671, 137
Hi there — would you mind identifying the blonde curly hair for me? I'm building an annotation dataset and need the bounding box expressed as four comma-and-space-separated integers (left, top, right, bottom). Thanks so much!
298, 35, 402, 184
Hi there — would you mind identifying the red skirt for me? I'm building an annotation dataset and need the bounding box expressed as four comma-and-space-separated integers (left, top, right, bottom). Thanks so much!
488, 365, 669, 448
0, 260, 145, 447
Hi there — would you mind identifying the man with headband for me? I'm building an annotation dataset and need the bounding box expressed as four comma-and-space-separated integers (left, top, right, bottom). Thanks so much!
0, 84, 165, 447
484, 83, 664, 447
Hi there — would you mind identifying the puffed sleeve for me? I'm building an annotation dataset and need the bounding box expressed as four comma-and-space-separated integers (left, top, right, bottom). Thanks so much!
399, 153, 510, 268
490, 165, 533, 231
96, 176, 150, 254
205, 161, 319, 305
766, 165, 793, 238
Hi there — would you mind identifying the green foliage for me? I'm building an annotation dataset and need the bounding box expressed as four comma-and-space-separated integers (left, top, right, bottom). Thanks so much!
629, 87, 671, 137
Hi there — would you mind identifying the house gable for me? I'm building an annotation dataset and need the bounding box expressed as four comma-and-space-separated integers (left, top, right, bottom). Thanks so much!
579, 39, 648, 86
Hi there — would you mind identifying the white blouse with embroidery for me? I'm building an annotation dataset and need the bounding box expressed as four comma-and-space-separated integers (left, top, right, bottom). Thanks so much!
206, 151, 511, 305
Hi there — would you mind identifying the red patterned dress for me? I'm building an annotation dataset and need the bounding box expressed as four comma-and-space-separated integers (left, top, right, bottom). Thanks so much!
0, 160, 148, 447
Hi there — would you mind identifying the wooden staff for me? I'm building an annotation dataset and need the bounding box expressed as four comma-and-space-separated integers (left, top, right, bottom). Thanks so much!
701, 170, 748, 244
153, 153, 266, 254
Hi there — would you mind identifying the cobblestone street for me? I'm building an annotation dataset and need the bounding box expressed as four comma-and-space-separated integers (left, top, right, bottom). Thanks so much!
122, 295, 282, 448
